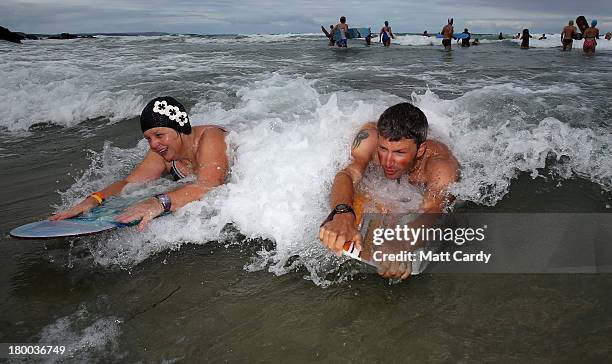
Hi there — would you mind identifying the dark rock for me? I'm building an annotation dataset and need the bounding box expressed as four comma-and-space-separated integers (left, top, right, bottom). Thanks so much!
0, 25, 23, 44
14, 32, 39, 40
48, 32, 78, 40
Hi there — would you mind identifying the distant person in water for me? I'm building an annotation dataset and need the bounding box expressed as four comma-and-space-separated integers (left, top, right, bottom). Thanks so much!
328, 25, 335, 46
583, 19, 600, 54
561, 20, 577, 51
461, 28, 471, 47
472, 38, 480, 46
379, 21, 395, 47
331, 16, 349, 48
605, 32, 612, 41
538, 34, 547, 40
423, 30, 429, 36
513, 32, 520, 39
50, 97, 230, 231
365, 29, 372, 46
441, 18, 454, 50
498, 32, 504, 40
520, 29, 532, 49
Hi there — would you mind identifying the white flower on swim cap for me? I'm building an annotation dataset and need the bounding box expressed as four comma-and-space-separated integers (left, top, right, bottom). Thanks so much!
152, 100, 168, 115
176, 111, 188, 126
165, 105, 179, 121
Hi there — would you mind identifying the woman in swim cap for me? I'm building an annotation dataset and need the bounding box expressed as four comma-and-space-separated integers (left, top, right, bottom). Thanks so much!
50, 96, 229, 230
583, 19, 600, 54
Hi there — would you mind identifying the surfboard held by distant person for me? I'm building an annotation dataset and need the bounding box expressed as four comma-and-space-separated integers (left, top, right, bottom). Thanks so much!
333, 27, 371, 40
436, 33, 469, 39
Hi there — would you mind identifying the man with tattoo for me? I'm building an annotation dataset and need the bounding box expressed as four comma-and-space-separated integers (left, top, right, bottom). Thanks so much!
319, 103, 459, 279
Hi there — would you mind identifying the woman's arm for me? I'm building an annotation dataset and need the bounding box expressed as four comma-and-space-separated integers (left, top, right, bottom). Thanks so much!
50, 150, 167, 220
163, 128, 229, 210
115, 128, 229, 230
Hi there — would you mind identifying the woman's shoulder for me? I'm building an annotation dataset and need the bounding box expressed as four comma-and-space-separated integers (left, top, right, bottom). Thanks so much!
193, 125, 228, 135
193, 125, 228, 148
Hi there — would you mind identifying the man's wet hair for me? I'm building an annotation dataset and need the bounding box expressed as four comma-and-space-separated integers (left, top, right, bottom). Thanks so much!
377, 103, 428, 146
340, 16, 346, 23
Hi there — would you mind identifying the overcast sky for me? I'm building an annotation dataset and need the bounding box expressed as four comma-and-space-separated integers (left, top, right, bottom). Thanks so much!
1, 0, 610, 35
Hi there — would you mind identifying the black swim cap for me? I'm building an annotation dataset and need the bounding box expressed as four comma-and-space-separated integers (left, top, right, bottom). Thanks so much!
140, 96, 191, 135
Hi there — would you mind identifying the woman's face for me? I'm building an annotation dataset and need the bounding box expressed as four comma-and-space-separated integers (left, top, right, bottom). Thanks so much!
143, 127, 181, 161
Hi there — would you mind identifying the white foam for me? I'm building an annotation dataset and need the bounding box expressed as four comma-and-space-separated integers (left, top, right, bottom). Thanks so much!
510, 34, 612, 50
38, 304, 123, 362
182, 33, 320, 45
0, 58, 143, 131
392, 33, 612, 49
413, 87, 611, 205
393, 34, 440, 46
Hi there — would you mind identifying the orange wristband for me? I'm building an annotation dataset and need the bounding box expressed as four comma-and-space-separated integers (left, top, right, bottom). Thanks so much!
90, 192, 106, 205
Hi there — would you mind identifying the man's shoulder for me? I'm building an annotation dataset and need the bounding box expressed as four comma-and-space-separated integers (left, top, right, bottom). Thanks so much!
352, 123, 377, 147
351, 122, 378, 159
359, 121, 377, 131
422, 140, 459, 172
424, 139, 450, 149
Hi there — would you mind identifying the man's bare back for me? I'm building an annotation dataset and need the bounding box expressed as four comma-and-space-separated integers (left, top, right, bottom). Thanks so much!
584, 26, 599, 39
562, 25, 576, 40
442, 24, 454, 39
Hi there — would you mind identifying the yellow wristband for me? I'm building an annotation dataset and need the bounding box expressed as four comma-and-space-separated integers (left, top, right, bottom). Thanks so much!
90, 193, 104, 205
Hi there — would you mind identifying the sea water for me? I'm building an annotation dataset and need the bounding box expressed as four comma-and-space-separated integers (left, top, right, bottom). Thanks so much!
1, 33, 611, 361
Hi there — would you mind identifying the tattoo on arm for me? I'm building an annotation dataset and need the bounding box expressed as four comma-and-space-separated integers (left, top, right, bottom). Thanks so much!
352, 130, 369, 150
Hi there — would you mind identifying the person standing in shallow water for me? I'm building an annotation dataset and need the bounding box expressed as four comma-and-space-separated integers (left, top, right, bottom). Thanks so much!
520, 29, 532, 49
583, 19, 600, 54
328, 25, 335, 46
461, 28, 471, 47
331, 16, 349, 48
50, 97, 229, 230
561, 20, 577, 51
441, 18, 454, 50
379, 21, 394, 47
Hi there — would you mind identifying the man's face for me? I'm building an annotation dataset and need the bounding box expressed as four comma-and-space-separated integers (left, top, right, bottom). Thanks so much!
377, 135, 419, 179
